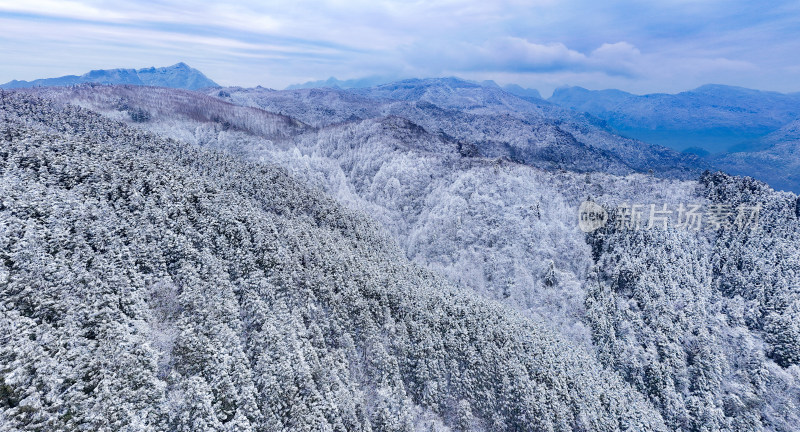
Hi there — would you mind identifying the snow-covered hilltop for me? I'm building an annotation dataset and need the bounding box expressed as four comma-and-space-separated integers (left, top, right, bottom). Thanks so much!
0, 63, 219, 91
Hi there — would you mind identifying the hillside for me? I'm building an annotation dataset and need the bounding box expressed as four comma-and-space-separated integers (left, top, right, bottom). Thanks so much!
0, 90, 672, 431
19, 84, 701, 342
7, 84, 800, 431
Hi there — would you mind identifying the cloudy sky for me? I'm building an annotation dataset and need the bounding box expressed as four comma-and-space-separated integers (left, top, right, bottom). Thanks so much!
1, 0, 799, 95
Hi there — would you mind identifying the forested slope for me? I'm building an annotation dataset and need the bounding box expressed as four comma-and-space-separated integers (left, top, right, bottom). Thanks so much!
0, 91, 667, 431
585, 173, 800, 431
7, 84, 800, 431
16, 85, 702, 347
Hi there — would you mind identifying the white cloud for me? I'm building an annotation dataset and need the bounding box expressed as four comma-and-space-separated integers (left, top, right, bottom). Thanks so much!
0, 0, 798, 92
403, 38, 645, 77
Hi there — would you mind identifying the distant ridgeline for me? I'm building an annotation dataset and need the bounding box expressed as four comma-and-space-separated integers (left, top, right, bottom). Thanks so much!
0, 63, 219, 91
548, 84, 800, 156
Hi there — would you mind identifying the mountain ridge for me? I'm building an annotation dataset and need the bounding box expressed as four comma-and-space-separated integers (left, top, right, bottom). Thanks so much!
713, 118, 800, 192
0, 62, 219, 90
548, 84, 800, 154
213, 78, 705, 178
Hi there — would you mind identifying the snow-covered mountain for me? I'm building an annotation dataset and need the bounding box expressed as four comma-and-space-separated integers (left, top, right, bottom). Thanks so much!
284, 77, 543, 101
1, 90, 673, 432
13, 83, 800, 431
496, 83, 543, 100
17, 84, 699, 335
215, 79, 706, 178
549, 84, 800, 154
286, 76, 396, 90
713, 119, 800, 192
0, 62, 219, 90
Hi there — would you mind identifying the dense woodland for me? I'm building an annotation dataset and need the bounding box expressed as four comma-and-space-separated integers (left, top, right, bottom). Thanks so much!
1, 92, 667, 431
1, 83, 799, 431
587, 172, 800, 431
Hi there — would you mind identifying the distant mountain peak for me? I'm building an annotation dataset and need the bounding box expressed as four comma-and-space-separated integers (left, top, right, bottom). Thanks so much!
374, 77, 481, 90
1, 63, 219, 90
500, 83, 542, 99
286, 76, 544, 101
551, 86, 633, 98
285, 75, 396, 90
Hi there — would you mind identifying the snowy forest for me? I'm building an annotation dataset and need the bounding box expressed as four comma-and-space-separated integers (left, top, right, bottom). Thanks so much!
1, 80, 799, 432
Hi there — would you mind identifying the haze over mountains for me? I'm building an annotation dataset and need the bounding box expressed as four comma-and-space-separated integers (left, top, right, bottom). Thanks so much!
712, 119, 800, 193
549, 84, 800, 154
